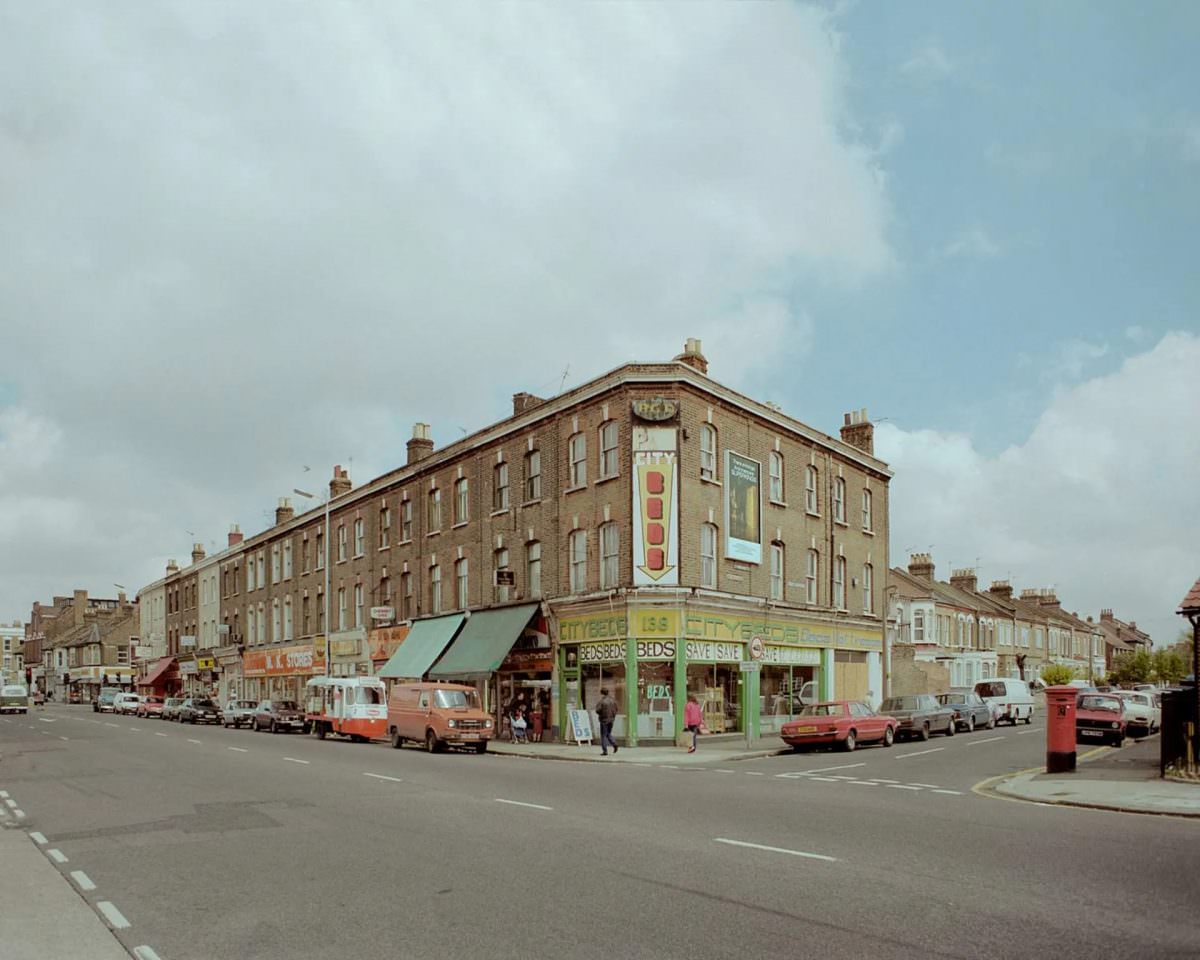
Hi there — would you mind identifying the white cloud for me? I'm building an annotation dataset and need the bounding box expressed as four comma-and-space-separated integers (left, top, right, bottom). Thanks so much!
1124, 325, 1150, 343
940, 226, 1001, 260
900, 43, 954, 82
1042, 338, 1109, 382
0, 3, 894, 618
877, 332, 1200, 647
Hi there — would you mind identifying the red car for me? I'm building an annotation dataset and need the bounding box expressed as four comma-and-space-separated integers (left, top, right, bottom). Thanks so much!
780, 700, 898, 752
136, 695, 165, 719
1075, 693, 1126, 747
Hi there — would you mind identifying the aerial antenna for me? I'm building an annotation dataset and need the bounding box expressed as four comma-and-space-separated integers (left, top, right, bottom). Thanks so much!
559, 364, 570, 393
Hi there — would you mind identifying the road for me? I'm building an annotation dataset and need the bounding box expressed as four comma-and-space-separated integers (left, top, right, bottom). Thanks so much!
2, 705, 1198, 960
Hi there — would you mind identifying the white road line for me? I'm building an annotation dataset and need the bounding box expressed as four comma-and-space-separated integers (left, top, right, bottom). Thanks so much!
130, 727, 142, 732
714, 769, 735, 774
846, 780, 878, 786
282, 757, 309, 765
187, 739, 202, 744
71, 870, 96, 891
154, 732, 167, 737
14, 810, 24, 819
133, 946, 163, 960
30, 832, 47, 845
60, 736, 69, 741
1016, 729, 1038, 736
495, 798, 553, 811
866, 778, 900, 784
932, 789, 963, 795
895, 747, 944, 759
908, 783, 940, 789
96, 901, 130, 930
363, 772, 404, 783
658, 764, 678, 769
808, 777, 839, 782
745, 771, 765, 776
48, 849, 68, 863
714, 837, 837, 862
829, 775, 859, 780
887, 784, 923, 791
38, 717, 57, 723
967, 736, 1005, 746
227, 746, 248, 753
104, 723, 118, 728
4, 798, 16, 808
798, 762, 866, 775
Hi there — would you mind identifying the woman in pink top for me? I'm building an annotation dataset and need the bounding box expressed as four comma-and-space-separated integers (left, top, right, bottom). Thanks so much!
683, 694, 703, 753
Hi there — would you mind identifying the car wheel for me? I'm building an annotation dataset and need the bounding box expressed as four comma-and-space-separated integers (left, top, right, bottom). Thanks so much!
882, 726, 894, 748
270, 720, 277, 734
842, 729, 857, 752
945, 718, 956, 737
390, 729, 403, 749
1114, 734, 1125, 748
315, 723, 326, 740
987, 715, 996, 730
474, 741, 488, 754
426, 729, 439, 753
967, 716, 975, 733
919, 723, 931, 742
1024, 713, 1032, 725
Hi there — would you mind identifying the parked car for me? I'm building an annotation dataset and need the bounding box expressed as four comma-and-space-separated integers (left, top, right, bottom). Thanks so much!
179, 698, 222, 724
223, 700, 259, 729
0, 684, 29, 714
387, 682, 494, 753
1116, 691, 1159, 735
879, 695, 955, 741
974, 678, 1035, 725
136, 695, 165, 719
253, 699, 306, 733
937, 689, 996, 732
93, 687, 122, 713
1076, 693, 1126, 747
779, 700, 897, 753
161, 697, 185, 721
1131, 683, 1157, 692
114, 692, 142, 715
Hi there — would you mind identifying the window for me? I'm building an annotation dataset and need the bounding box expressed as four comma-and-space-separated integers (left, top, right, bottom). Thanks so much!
833, 556, 846, 610
283, 540, 292, 579
455, 478, 469, 524
913, 609, 925, 644
456, 559, 469, 609
805, 550, 819, 604
401, 572, 413, 620
247, 606, 256, 645
272, 599, 281, 644
569, 433, 587, 487
380, 576, 391, 605
428, 488, 442, 532
833, 477, 846, 523
957, 617, 965, 648
569, 530, 587, 593
354, 518, 364, 556
302, 594, 310, 636
283, 596, 293, 641
769, 542, 784, 600
600, 522, 619, 589
862, 489, 873, 531
493, 462, 509, 511
700, 424, 717, 480
315, 529, 324, 570
337, 524, 347, 562
379, 506, 390, 548
700, 523, 717, 589
430, 565, 442, 614
256, 552, 265, 588
337, 588, 347, 631
246, 562, 254, 592
524, 450, 541, 501
526, 541, 542, 598
599, 421, 618, 478
354, 583, 364, 628
769, 451, 784, 502
400, 499, 413, 541
805, 465, 818, 513
862, 563, 873, 613
271, 545, 280, 584
494, 548, 510, 603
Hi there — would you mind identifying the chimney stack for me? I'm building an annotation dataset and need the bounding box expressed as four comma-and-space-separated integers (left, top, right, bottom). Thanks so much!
329, 465, 353, 499
512, 392, 546, 416
74, 588, 88, 626
908, 553, 935, 581
1020, 588, 1060, 609
166, 558, 179, 576
950, 569, 978, 593
672, 338, 709, 375
191, 542, 206, 565
840, 408, 874, 456
406, 424, 434, 466
275, 497, 295, 526
988, 580, 1013, 600
228, 524, 244, 547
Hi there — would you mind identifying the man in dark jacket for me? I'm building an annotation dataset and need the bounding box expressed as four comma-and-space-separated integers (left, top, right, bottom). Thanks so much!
595, 687, 619, 756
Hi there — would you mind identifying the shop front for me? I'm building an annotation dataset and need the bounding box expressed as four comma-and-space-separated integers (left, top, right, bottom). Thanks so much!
214, 646, 242, 703
556, 604, 880, 745
328, 627, 369, 677
178, 658, 200, 696
242, 641, 326, 702
70, 665, 135, 701
136, 657, 180, 697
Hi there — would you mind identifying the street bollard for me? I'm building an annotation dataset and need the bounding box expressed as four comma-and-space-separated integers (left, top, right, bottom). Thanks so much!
1045, 685, 1078, 774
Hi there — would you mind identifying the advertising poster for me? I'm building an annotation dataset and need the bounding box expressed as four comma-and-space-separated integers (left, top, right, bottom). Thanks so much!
725, 451, 762, 563
632, 427, 679, 586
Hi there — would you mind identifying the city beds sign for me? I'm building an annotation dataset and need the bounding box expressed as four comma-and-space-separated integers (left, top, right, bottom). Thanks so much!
631, 427, 679, 586
559, 610, 880, 651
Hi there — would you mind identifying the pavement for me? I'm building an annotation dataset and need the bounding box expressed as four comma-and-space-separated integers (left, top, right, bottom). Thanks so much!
488, 732, 788, 764
987, 734, 1200, 817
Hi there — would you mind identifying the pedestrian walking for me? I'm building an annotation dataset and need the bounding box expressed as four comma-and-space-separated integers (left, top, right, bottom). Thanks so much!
595, 687, 619, 756
683, 694, 703, 753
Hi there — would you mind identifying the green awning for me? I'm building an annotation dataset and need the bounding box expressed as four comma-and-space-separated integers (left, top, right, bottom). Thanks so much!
377, 614, 466, 679
429, 604, 541, 680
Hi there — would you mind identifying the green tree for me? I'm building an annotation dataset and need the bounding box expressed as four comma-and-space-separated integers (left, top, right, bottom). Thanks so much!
1040, 663, 1077, 685
1152, 648, 1188, 684
1108, 648, 1153, 685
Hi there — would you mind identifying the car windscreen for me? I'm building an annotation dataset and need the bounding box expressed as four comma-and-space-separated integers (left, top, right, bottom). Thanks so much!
274, 700, 299, 711
235, 701, 258, 709
434, 689, 478, 709
937, 695, 966, 705
193, 700, 217, 708
355, 686, 385, 705
976, 682, 1007, 698
145, 697, 163, 704
799, 703, 843, 717
1, 686, 27, 697
1078, 696, 1120, 712
882, 697, 918, 712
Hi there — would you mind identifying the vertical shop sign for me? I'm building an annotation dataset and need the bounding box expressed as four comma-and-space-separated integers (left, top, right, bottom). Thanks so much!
632, 427, 679, 586
725, 451, 762, 564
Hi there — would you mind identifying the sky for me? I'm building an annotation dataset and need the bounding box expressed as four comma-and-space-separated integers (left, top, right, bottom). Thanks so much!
1, 2, 1196, 646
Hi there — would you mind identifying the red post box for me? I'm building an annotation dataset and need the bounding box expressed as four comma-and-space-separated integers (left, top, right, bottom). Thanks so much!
1045, 685, 1078, 773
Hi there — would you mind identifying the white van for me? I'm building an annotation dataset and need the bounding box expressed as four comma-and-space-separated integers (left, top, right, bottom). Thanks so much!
974, 679, 1035, 725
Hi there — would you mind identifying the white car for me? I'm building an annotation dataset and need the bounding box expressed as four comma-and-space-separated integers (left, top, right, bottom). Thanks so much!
113, 692, 141, 715
1116, 691, 1159, 733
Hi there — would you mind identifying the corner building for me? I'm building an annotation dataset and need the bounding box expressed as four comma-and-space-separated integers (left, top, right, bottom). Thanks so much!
215, 340, 891, 745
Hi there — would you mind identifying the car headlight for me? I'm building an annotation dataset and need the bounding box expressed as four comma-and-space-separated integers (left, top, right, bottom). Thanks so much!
448, 719, 457, 728
1111, 721, 1119, 729
485, 720, 493, 729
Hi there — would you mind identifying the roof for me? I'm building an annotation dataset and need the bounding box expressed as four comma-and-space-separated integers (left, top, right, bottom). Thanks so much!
1178, 576, 1200, 615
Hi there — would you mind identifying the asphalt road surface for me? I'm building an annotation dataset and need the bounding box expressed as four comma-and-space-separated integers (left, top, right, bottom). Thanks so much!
2, 705, 1198, 960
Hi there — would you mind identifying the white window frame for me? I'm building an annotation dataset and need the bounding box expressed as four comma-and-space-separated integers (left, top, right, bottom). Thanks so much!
354, 518, 365, 557
337, 524, 347, 562
805, 465, 818, 514
271, 546, 280, 584
315, 529, 324, 571
525, 450, 541, 501
354, 583, 364, 628
494, 462, 509, 512
272, 599, 281, 643
769, 451, 784, 503
401, 572, 413, 620
283, 596, 293, 641
599, 421, 618, 479
569, 433, 587, 487
700, 424, 717, 480
428, 488, 442, 532
600, 522, 619, 589
526, 541, 542, 598
700, 523, 717, 589
379, 506, 390, 548
455, 478, 469, 524
862, 563, 873, 613
913, 609, 925, 644
805, 549, 818, 604
833, 556, 846, 610
283, 540, 293, 579
862, 489, 872, 531
456, 558, 469, 610
769, 542, 784, 600
430, 565, 442, 614
569, 530, 587, 593
400, 499, 413, 542
495, 548, 510, 603
833, 477, 846, 523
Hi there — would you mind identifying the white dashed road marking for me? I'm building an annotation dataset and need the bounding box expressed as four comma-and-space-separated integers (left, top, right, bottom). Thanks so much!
4, 798, 16, 809
495, 798, 553, 811
799, 763, 866, 775
155, 732, 167, 737
104, 723, 119, 728
895, 747, 944, 759
908, 783, 940, 789
714, 837, 837, 862
14, 810, 24, 819
933, 789, 963, 795
887, 784, 923, 791
30, 832, 47, 845
363, 773, 404, 783
227, 746, 248, 753
967, 736, 1005, 746
809, 777, 839, 782
283, 757, 309, 765
71, 870, 96, 891
48, 849, 68, 863
187, 739, 202, 744
59, 736, 69, 741
97, 901, 130, 930
130, 727, 142, 732
133, 946, 164, 960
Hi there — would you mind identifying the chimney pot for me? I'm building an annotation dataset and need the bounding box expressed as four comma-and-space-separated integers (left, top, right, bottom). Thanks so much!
840, 408, 874, 455
330, 465, 353, 498
275, 497, 295, 526
406, 424, 434, 465
228, 524, 244, 547
672, 338, 709, 375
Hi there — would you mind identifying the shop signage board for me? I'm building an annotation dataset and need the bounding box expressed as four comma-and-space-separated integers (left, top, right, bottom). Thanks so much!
179, 661, 198, 676
243, 642, 326, 678
631, 427, 679, 586
724, 452, 762, 564
180, 635, 196, 648
567, 708, 594, 745
559, 610, 881, 651
133, 645, 152, 659
493, 570, 516, 587
370, 607, 395, 621
738, 660, 760, 673
368, 624, 410, 663
631, 397, 678, 422
195, 656, 216, 670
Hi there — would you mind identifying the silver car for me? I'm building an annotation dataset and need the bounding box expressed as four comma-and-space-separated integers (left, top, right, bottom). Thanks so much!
223, 699, 260, 729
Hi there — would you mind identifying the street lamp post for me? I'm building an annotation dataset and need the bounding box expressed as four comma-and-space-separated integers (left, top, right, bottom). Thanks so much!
294, 487, 331, 678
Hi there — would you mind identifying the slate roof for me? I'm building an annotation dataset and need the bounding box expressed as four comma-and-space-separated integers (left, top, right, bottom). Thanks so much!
1179, 576, 1200, 614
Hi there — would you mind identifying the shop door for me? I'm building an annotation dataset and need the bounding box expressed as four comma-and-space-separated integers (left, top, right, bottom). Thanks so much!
835, 651, 869, 701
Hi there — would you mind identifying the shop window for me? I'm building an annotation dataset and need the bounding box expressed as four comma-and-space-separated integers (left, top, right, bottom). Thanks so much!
700, 523, 717, 589
524, 449, 541, 501
759, 664, 819, 734
686, 662, 741, 734
635, 661, 675, 738
580, 662, 627, 739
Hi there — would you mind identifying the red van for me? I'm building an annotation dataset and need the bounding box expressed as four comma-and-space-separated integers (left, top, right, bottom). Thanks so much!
387, 682, 494, 753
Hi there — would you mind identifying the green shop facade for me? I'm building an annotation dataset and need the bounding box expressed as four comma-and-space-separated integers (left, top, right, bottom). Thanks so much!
554, 601, 883, 745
